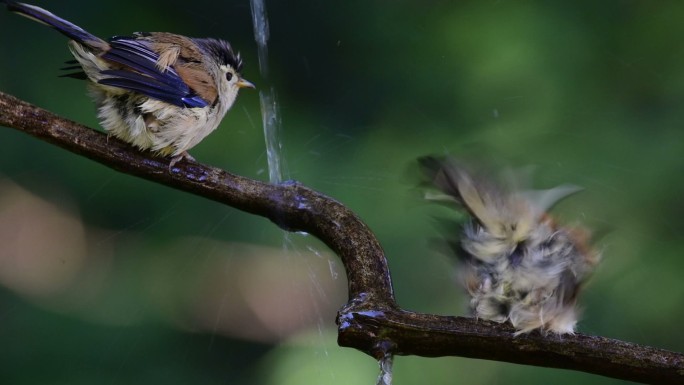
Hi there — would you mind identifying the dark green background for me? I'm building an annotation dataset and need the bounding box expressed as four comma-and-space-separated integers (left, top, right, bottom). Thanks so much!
1, 1, 683, 384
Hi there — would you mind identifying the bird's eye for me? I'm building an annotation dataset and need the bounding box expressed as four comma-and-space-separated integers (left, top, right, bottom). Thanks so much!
226, 72, 234, 81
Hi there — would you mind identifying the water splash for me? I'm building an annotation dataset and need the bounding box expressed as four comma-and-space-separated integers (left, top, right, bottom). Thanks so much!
376, 352, 394, 385
250, 0, 284, 184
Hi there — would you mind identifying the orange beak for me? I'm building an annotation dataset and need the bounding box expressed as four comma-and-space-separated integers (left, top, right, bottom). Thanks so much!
237, 77, 256, 89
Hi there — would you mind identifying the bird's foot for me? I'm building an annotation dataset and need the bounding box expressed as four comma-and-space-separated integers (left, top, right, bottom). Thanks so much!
168, 152, 196, 171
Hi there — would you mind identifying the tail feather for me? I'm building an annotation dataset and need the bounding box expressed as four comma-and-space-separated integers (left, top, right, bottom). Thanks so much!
3, 1, 108, 51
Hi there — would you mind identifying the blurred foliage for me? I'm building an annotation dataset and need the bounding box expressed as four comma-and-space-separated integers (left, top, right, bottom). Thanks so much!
1, 0, 683, 384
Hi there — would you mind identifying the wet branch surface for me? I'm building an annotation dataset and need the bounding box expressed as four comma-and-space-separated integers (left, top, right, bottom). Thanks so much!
1, 91, 682, 384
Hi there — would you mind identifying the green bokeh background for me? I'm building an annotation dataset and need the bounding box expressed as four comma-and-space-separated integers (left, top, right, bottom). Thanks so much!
1, 1, 683, 384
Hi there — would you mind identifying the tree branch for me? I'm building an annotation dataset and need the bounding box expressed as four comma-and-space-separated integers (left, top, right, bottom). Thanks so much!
1, 91, 682, 384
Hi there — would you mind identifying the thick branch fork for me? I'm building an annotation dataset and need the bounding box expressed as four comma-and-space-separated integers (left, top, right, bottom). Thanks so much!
1, 91, 682, 384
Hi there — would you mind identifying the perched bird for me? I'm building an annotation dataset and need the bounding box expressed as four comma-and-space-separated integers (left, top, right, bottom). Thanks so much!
421, 156, 599, 335
3, 1, 254, 167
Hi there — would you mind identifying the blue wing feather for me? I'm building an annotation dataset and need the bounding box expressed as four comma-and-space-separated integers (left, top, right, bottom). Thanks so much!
99, 69, 207, 108
98, 36, 209, 108
100, 70, 186, 100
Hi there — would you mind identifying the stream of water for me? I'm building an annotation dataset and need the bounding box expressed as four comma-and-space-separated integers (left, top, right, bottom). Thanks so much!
250, 0, 284, 184
247, 2, 394, 384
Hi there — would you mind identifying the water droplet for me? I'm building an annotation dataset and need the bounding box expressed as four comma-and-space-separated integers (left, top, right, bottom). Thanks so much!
376, 352, 394, 385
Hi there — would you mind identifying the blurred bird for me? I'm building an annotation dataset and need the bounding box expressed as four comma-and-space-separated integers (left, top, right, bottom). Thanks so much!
420, 156, 599, 335
3, 1, 255, 167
